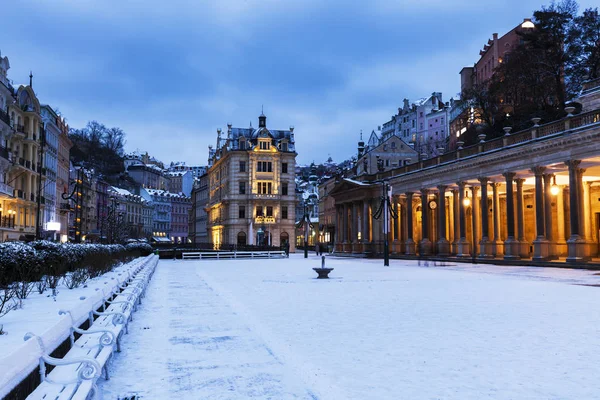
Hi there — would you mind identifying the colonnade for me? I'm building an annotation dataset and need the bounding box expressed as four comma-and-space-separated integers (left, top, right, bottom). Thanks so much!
334, 159, 599, 262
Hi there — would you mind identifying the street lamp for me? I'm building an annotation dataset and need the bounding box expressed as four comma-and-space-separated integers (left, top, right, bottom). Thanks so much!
372, 159, 397, 266
550, 175, 560, 196
62, 168, 83, 243
296, 200, 313, 259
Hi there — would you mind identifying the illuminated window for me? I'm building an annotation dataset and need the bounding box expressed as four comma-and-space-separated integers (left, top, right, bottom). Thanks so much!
258, 181, 272, 194
257, 161, 272, 172
260, 141, 270, 150
266, 206, 273, 217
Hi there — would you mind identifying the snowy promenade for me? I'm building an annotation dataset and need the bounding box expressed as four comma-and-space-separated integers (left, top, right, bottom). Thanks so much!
100, 255, 600, 399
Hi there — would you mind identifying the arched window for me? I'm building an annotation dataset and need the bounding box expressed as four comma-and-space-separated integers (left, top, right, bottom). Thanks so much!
237, 231, 246, 246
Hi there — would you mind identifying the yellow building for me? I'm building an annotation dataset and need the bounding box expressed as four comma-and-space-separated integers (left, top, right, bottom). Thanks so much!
205, 112, 297, 250
1, 76, 45, 241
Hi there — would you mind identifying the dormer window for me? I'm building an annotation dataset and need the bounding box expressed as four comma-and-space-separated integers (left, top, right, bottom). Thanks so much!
259, 141, 270, 150
281, 141, 288, 152
239, 139, 246, 150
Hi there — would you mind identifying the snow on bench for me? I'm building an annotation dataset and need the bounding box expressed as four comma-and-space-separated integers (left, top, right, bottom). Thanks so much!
22, 256, 157, 400
181, 251, 287, 260
0, 254, 159, 400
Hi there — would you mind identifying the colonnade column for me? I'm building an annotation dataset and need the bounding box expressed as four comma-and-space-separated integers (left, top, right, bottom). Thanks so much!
452, 189, 460, 255
556, 185, 566, 256
362, 200, 370, 254
543, 173, 558, 259
491, 182, 502, 257
456, 182, 470, 257
531, 166, 548, 260
565, 160, 587, 262
405, 192, 415, 255
420, 189, 432, 255
436, 185, 449, 256
396, 198, 404, 254
502, 172, 519, 260
515, 178, 529, 258
478, 177, 493, 258
470, 185, 480, 257
342, 203, 348, 252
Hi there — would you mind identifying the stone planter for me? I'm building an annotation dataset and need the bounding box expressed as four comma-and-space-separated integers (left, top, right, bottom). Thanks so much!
313, 267, 334, 279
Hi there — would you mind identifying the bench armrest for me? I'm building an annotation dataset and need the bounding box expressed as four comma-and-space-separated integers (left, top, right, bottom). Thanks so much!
91, 310, 128, 325
72, 327, 116, 346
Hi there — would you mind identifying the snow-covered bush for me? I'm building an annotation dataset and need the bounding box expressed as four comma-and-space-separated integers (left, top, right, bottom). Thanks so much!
0, 243, 17, 317
0, 242, 41, 306
30, 241, 69, 294
125, 242, 153, 257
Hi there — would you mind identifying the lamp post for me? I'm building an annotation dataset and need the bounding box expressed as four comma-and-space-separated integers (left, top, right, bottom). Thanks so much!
297, 200, 313, 259
62, 168, 82, 243
372, 158, 397, 266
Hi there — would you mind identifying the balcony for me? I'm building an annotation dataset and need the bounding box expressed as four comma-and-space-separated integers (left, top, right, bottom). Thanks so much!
0, 182, 14, 197
13, 189, 24, 199
16, 124, 25, 134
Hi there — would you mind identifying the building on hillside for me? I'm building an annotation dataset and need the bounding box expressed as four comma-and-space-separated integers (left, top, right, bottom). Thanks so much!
40, 105, 59, 239
204, 112, 297, 249
170, 192, 191, 243
128, 163, 170, 190
142, 188, 173, 243
166, 170, 193, 197
460, 18, 535, 92
356, 133, 417, 175
190, 173, 208, 244
167, 161, 207, 179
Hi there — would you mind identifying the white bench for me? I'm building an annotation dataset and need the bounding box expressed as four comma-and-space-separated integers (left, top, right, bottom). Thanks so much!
23, 256, 158, 400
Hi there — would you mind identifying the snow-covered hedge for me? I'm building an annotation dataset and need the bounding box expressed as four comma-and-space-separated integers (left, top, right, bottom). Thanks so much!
0, 241, 145, 318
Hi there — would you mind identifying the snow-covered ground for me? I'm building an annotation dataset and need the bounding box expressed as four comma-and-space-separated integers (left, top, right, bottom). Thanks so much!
100, 255, 600, 399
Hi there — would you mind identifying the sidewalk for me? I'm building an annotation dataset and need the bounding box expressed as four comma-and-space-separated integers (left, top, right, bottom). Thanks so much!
99, 261, 319, 399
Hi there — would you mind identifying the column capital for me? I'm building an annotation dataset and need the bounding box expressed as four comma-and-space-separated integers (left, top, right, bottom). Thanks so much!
436, 184, 448, 193
489, 181, 502, 189
542, 173, 554, 185
420, 188, 429, 196
470, 185, 479, 194
531, 166, 546, 176
514, 178, 526, 187
477, 177, 490, 185
502, 172, 516, 181
564, 159, 581, 170
576, 168, 586, 177
456, 181, 467, 189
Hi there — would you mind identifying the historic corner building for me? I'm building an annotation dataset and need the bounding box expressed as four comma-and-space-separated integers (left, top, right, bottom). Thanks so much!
327, 79, 600, 264
204, 112, 297, 250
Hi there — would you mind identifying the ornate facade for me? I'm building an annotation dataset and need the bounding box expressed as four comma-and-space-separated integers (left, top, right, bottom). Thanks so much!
329, 79, 600, 264
205, 112, 297, 249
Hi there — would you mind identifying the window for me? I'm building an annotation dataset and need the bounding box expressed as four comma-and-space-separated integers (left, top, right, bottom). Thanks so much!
239, 161, 246, 172
239, 181, 246, 194
282, 206, 288, 219
282, 163, 288, 173
257, 161, 272, 172
266, 206, 273, 217
239, 140, 246, 150
239, 206, 245, 219
385, 159, 390, 167
258, 181, 272, 194
282, 184, 288, 196
260, 141, 270, 150
281, 142, 288, 151
419, 112, 423, 117
391, 142, 396, 149
256, 206, 263, 216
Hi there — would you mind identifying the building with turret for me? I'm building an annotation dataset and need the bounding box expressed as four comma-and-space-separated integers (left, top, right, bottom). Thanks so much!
202, 111, 297, 249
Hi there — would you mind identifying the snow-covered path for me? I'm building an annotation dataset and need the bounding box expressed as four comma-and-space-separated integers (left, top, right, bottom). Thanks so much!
100, 256, 600, 399
99, 258, 319, 399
